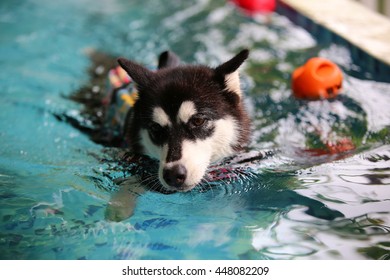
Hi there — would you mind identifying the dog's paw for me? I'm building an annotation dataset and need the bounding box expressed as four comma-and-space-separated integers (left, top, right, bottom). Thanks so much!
105, 200, 134, 222
104, 177, 146, 222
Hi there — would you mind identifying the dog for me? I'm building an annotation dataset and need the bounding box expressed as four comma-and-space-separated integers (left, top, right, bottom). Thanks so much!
117, 49, 251, 193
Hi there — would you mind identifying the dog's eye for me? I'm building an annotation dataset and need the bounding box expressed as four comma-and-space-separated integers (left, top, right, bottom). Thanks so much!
149, 123, 163, 134
147, 122, 168, 144
189, 115, 207, 127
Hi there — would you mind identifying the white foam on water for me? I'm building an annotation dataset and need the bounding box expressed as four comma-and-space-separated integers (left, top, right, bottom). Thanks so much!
345, 76, 390, 132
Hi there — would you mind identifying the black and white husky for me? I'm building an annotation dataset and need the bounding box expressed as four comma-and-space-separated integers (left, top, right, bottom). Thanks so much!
117, 49, 251, 192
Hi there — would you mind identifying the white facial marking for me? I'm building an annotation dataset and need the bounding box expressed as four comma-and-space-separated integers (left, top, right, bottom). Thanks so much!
209, 116, 239, 162
177, 101, 197, 124
159, 139, 210, 192
158, 116, 238, 192
225, 71, 242, 98
153, 107, 171, 127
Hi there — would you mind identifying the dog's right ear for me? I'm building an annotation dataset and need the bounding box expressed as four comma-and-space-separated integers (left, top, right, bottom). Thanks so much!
215, 49, 249, 75
215, 49, 249, 98
117, 58, 154, 89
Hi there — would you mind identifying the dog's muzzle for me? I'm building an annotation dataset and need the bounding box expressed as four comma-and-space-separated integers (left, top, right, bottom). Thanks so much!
162, 164, 188, 191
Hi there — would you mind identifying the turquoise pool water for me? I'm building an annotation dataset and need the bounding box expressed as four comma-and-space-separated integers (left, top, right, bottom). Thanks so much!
1, 0, 389, 260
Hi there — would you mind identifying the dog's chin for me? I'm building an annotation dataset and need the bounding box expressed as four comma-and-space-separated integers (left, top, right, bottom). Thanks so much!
158, 159, 209, 193
160, 181, 198, 193
164, 185, 196, 193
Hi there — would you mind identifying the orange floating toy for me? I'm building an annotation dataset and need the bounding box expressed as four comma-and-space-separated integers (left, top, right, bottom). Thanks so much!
292, 57, 343, 100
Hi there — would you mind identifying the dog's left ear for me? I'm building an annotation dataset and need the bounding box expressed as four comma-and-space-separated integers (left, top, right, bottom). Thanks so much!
117, 58, 154, 90
215, 49, 249, 98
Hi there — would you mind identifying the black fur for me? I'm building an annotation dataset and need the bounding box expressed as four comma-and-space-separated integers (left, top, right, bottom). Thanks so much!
158, 51, 181, 69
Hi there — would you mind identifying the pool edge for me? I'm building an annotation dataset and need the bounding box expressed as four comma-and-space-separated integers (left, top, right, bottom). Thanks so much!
277, 0, 390, 82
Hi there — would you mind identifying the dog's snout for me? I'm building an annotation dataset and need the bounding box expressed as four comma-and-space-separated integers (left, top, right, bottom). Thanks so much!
163, 164, 187, 189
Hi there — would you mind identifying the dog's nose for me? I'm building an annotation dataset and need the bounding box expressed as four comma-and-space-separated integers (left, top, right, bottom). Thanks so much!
162, 164, 187, 189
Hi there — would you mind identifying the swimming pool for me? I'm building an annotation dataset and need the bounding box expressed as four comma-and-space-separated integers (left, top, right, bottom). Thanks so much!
1, 0, 389, 260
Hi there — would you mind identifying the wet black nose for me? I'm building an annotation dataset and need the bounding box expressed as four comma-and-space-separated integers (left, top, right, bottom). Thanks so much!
162, 164, 187, 189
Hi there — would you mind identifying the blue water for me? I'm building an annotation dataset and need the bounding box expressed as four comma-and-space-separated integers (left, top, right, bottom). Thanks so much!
1, 0, 390, 260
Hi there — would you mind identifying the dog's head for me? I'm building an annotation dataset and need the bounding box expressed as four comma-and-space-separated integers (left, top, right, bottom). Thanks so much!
118, 50, 250, 192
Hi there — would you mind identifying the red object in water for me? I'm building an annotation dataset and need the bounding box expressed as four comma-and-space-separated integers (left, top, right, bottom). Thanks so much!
232, 0, 276, 14
292, 57, 343, 100
325, 138, 355, 154
305, 138, 356, 156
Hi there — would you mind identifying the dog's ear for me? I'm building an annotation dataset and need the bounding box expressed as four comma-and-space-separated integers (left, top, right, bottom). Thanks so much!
158, 51, 181, 69
215, 49, 249, 97
117, 58, 154, 89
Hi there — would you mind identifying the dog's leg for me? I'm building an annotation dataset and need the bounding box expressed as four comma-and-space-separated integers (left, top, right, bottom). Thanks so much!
105, 176, 146, 222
